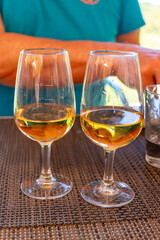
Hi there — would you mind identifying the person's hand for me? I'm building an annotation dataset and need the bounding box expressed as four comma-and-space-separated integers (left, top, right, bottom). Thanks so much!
137, 48, 160, 90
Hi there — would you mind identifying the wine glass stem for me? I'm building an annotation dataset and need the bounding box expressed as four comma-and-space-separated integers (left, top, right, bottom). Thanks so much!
100, 149, 116, 191
38, 144, 55, 184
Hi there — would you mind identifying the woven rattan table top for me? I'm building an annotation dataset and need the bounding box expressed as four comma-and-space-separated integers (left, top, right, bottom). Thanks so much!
0, 117, 159, 240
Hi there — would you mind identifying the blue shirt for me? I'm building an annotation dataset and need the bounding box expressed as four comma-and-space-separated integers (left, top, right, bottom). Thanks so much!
0, 0, 145, 115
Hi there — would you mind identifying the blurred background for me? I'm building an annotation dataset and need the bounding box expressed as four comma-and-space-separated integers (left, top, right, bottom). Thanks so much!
139, 0, 160, 49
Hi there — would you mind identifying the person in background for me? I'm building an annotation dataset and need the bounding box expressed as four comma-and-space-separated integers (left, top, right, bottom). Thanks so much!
0, 0, 160, 115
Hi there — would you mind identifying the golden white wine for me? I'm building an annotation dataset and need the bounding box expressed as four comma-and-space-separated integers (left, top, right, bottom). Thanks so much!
80, 106, 144, 150
15, 103, 75, 143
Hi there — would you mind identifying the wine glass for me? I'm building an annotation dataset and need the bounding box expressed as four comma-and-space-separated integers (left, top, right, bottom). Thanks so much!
80, 50, 144, 207
14, 48, 76, 200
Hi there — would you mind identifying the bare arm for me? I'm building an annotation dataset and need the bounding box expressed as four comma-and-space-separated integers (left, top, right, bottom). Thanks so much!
0, 14, 4, 33
0, 32, 96, 86
116, 29, 140, 45
0, 32, 160, 90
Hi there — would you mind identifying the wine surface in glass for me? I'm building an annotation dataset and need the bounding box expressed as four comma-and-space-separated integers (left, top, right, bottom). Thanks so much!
81, 106, 143, 150
15, 103, 75, 143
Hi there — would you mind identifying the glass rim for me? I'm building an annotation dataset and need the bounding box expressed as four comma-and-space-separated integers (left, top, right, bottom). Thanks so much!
145, 84, 160, 95
89, 50, 138, 57
20, 48, 68, 55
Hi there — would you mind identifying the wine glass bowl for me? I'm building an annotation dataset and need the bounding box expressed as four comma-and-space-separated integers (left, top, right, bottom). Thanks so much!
14, 48, 76, 200
80, 51, 144, 207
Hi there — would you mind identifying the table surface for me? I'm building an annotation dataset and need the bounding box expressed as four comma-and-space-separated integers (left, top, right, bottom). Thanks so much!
0, 117, 159, 240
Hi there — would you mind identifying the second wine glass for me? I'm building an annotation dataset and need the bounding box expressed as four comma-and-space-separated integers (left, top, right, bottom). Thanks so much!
80, 50, 144, 207
14, 48, 76, 200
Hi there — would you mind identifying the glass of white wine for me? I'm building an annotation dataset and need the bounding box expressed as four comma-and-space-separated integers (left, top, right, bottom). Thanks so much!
80, 51, 144, 207
14, 48, 76, 200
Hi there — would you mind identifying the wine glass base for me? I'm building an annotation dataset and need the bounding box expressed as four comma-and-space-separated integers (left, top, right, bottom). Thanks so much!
81, 181, 135, 208
21, 174, 72, 200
